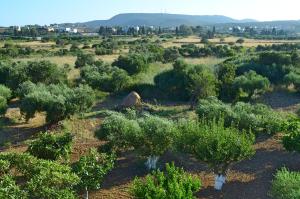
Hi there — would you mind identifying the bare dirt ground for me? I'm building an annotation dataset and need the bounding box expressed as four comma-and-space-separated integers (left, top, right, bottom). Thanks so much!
85, 133, 300, 199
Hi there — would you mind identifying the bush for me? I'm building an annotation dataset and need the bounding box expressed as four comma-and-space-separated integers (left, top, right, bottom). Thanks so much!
136, 115, 177, 169
0, 61, 67, 90
20, 83, 95, 124
95, 113, 141, 153
0, 85, 12, 100
233, 70, 270, 100
0, 175, 27, 199
154, 60, 217, 102
96, 113, 177, 169
113, 53, 149, 75
282, 120, 300, 153
270, 168, 300, 199
80, 62, 131, 92
0, 153, 79, 199
196, 97, 285, 134
0, 96, 8, 115
177, 120, 255, 190
75, 53, 95, 68
131, 163, 201, 199
72, 148, 115, 197
27, 132, 73, 161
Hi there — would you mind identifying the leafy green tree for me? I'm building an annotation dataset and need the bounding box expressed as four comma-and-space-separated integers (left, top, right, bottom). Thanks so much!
270, 168, 300, 199
131, 163, 201, 199
284, 72, 300, 91
187, 65, 217, 108
233, 70, 270, 100
113, 53, 149, 75
95, 113, 141, 153
75, 53, 95, 68
0, 85, 11, 115
80, 63, 130, 92
26, 61, 67, 84
282, 118, 300, 153
216, 62, 236, 102
0, 175, 27, 199
72, 148, 115, 199
27, 132, 73, 161
20, 83, 95, 124
0, 153, 79, 199
0, 85, 12, 100
136, 116, 177, 170
163, 47, 180, 63
177, 120, 255, 190
0, 97, 8, 115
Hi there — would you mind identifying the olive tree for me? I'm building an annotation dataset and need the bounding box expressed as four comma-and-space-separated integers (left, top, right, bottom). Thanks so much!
96, 113, 177, 170
136, 116, 177, 170
72, 148, 115, 199
177, 120, 255, 190
75, 53, 95, 68
112, 53, 149, 75
233, 70, 270, 100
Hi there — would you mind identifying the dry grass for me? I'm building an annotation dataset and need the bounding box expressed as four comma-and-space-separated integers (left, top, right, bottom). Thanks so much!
184, 57, 225, 67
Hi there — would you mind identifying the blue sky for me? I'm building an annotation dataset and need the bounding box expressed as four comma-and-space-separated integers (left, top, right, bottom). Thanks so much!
1, 0, 300, 26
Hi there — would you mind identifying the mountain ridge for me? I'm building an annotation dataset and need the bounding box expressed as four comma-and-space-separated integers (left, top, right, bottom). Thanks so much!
76, 13, 258, 28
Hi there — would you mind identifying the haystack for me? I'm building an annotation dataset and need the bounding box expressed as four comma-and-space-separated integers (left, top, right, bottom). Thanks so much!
121, 91, 142, 108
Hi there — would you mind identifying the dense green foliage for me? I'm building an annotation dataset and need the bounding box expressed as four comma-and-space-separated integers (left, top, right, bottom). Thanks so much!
72, 148, 115, 193
232, 70, 270, 100
177, 120, 255, 175
19, 83, 95, 123
0, 153, 79, 199
75, 53, 95, 68
0, 85, 11, 115
0, 60, 67, 90
154, 60, 217, 102
80, 60, 130, 92
113, 53, 149, 75
282, 119, 300, 153
28, 132, 73, 161
270, 168, 300, 199
132, 163, 201, 199
196, 97, 285, 134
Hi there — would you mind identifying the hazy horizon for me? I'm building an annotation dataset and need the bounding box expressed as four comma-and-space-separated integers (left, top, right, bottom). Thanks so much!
1, 0, 300, 26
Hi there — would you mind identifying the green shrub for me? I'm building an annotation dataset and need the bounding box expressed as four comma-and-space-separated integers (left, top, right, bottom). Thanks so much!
27, 132, 73, 161
233, 70, 270, 100
270, 168, 300, 199
0, 175, 27, 199
196, 97, 285, 134
75, 53, 95, 68
0, 85, 12, 100
0, 153, 79, 199
113, 53, 149, 75
0, 96, 8, 115
95, 113, 141, 153
177, 120, 255, 190
131, 163, 201, 199
20, 83, 95, 124
72, 148, 115, 197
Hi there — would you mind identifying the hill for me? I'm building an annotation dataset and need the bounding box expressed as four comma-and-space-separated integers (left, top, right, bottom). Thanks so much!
78, 13, 257, 28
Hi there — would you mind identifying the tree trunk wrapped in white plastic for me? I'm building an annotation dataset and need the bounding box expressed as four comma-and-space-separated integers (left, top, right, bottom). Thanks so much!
145, 156, 159, 170
214, 174, 226, 190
